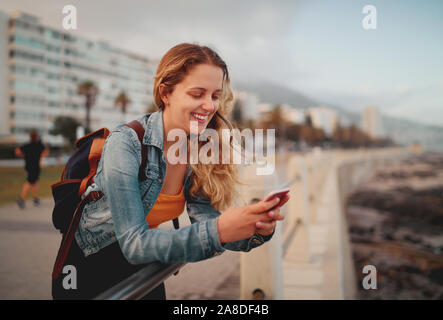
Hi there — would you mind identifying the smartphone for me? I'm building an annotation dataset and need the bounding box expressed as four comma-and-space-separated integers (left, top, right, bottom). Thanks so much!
264, 187, 290, 211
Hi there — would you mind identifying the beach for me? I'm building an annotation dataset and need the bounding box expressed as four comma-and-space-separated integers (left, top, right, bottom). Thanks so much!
346, 153, 443, 299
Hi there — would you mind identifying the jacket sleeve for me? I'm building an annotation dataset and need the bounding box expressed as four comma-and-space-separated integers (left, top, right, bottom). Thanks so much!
101, 128, 224, 265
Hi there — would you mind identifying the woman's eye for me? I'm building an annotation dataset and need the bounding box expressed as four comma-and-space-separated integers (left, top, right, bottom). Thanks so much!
212, 95, 220, 100
191, 94, 202, 99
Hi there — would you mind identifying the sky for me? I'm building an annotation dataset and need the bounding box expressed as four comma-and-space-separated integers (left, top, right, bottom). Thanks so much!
0, 0, 442, 126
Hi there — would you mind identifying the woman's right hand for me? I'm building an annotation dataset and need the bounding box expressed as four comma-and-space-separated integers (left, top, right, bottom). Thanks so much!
217, 197, 281, 244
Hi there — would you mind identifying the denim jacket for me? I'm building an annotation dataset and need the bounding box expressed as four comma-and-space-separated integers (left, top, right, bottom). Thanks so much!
75, 110, 274, 265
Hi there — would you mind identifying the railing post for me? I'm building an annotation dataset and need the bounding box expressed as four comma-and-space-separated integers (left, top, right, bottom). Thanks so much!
284, 155, 311, 264
304, 153, 318, 224
239, 162, 284, 300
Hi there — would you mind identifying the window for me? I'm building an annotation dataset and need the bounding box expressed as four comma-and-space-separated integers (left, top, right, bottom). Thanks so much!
47, 58, 60, 66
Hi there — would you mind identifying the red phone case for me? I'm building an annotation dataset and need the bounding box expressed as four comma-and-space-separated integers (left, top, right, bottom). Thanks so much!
264, 189, 289, 211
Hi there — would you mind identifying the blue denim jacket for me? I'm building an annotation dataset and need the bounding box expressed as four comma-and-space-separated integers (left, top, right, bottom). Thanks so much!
75, 110, 273, 265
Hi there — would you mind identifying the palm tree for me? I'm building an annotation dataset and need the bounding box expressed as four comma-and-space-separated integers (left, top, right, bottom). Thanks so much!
114, 91, 131, 123
77, 81, 99, 133
232, 99, 244, 126
265, 104, 287, 141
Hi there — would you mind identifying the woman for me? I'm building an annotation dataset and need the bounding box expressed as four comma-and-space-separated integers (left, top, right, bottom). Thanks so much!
52, 43, 289, 300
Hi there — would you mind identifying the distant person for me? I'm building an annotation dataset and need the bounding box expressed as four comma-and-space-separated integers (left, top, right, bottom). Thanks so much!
14, 130, 49, 209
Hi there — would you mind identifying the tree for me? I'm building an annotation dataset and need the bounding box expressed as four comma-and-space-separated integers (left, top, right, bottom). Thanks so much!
305, 113, 313, 128
286, 124, 301, 141
114, 91, 131, 123
232, 99, 244, 126
49, 116, 81, 146
77, 80, 99, 133
268, 104, 288, 142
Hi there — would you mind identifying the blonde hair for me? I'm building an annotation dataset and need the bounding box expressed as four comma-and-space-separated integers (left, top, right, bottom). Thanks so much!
153, 43, 241, 211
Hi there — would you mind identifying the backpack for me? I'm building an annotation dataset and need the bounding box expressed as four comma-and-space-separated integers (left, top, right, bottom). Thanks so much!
51, 120, 179, 280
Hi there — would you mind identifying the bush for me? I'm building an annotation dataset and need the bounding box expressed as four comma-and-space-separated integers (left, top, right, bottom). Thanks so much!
0, 144, 18, 159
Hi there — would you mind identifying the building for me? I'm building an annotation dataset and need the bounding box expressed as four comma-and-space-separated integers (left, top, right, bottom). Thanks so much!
0, 11, 156, 145
280, 104, 304, 125
306, 107, 338, 137
232, 90, 260, 121
361, 106, 384, 139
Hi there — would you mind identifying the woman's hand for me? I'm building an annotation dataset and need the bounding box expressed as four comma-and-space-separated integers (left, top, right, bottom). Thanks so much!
256, 194, 290, 236
217, 197, 281, 244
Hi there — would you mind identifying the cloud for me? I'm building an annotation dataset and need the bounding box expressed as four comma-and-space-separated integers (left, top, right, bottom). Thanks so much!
1, 0, 441, 126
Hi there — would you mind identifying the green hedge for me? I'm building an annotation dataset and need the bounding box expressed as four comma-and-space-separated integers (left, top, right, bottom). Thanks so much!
0, 144, 74, 159
0, 144, 18, 159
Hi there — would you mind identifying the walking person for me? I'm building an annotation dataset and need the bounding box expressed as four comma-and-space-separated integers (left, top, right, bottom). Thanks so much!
15, 130, 49, 209
52, 43, 289, 300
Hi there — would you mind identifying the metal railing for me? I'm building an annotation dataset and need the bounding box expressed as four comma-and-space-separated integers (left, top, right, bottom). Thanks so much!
94, 261, 185, 300
282, 218, 302, 257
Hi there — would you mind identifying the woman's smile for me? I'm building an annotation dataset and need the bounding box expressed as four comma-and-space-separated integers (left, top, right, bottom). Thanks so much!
190, 112, 210, 124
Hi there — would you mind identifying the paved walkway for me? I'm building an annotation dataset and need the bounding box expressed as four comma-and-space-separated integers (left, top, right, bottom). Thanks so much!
0, 198, 61, 299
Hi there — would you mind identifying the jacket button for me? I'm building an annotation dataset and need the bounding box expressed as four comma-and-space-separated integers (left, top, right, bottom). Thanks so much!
252, 239, 261, 245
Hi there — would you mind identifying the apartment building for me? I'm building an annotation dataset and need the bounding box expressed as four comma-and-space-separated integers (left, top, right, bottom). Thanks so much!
361, 106, 384, 139
306, 107, 338, 137
0, 11, 156, 145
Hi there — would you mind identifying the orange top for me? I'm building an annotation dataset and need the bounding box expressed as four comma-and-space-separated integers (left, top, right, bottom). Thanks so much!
146, 185, 185, 229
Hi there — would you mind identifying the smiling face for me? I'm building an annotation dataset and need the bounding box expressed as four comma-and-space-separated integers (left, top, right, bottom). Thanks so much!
161, 63, 224, 136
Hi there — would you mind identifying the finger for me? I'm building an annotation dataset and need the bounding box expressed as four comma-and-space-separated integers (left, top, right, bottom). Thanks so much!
267, 208, 285, 221
263, 194, 290, 213
272, 194, 290, 210
256, 220, 276, 233
248, 197, 280, 214
254, 213, 273, 223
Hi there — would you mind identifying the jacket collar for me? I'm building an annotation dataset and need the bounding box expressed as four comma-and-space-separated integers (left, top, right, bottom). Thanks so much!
141, 109, 193, 181
141, 110, 164, 150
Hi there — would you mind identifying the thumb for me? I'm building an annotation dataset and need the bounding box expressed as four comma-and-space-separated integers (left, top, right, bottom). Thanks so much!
248, 197, 280, 214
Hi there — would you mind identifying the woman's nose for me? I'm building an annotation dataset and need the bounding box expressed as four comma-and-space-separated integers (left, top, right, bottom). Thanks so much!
202, 98, 216, 113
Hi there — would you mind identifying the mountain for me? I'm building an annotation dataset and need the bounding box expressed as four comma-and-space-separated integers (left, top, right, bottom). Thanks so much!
232, 81, 443, 152
232, 80, 319, 110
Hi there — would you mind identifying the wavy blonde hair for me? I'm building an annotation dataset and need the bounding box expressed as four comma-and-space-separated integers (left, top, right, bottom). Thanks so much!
153, 43, 242, 211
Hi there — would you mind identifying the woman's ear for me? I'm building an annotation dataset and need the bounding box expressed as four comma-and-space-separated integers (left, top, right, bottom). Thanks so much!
159, 84, 170, 106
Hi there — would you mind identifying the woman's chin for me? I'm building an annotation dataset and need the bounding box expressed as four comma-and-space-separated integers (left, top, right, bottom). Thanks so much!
188, 123, 208, 135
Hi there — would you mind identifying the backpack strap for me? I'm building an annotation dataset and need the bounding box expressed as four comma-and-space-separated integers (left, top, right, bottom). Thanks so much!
52, 192, 101, 280
125, 120, 180, 230
125, 120, 148, 181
